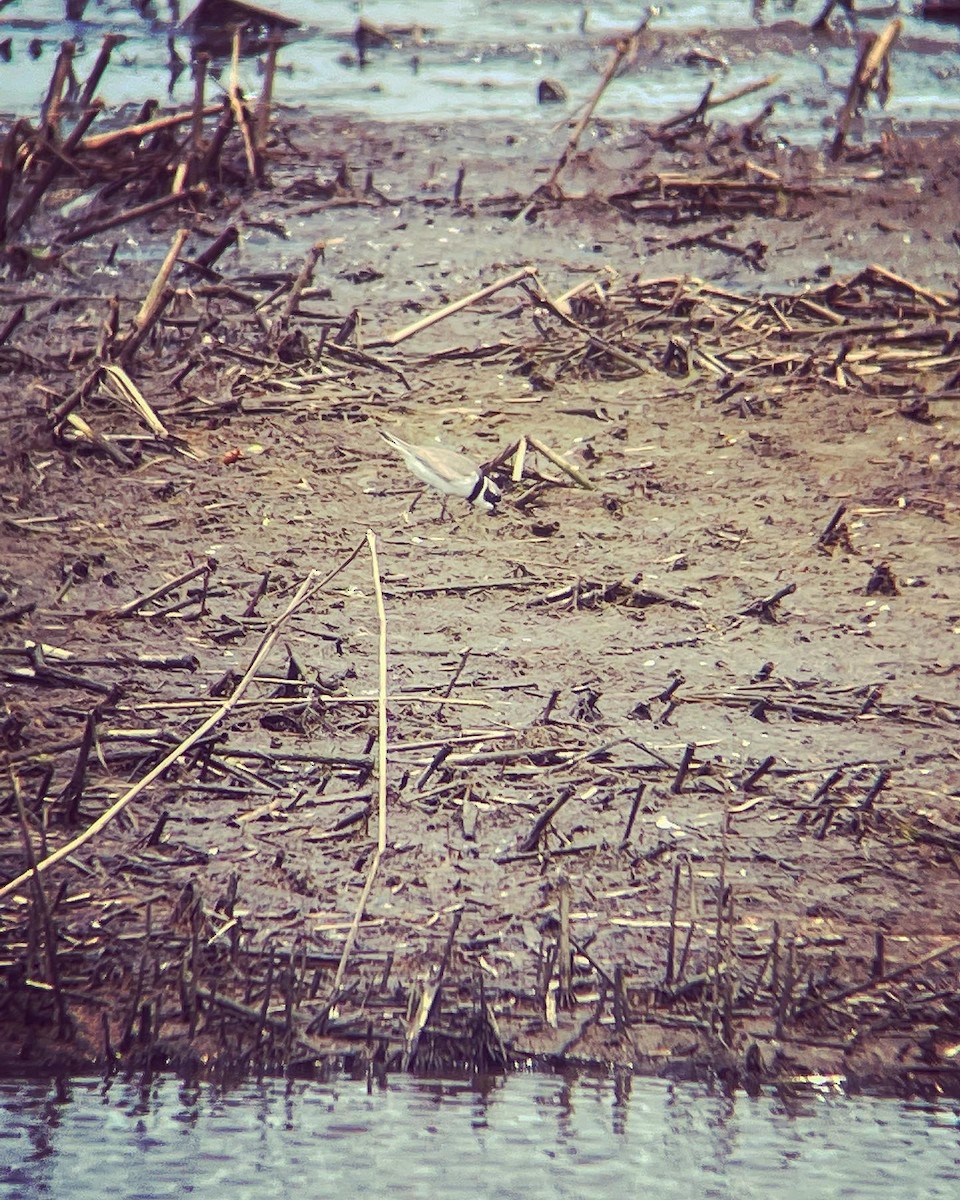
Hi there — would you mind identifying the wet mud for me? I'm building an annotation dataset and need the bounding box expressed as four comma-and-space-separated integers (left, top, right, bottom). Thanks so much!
1, 17, 960, 1095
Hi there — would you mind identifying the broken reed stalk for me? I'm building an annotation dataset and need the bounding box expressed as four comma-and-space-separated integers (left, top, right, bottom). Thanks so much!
796, 934, 960, 1019
0, 120, 30, 243
9, 768, 71, 1038
329, 531, 390, 994
511, 436, 528, 483
382, 265, 538, 345
401, 909, 462, 1071
63, 187, 203, 245
110, 559, 215, 617
541, 12, 653, 195
742, 755, 776, 791
119, 227, 190, 363
527, 275, 650, 375
63, 411, 133, 466
713, 800, 732, 1039
7, 102, 103, 237
77, 33, 124, 109
79, 105, 222, 153
254, 33, 282, 152
101, 364, 171, 440
831, 18, 902, 161
618, 782, 645, 850
200, 100, 235, 180
39, 40, 76, 141
671, 742, 696, 794
171, 54, 206, 193
0, 303, 26, 347
275, 240, 326, 333
818, 503, 847, 544
0, 544, 371, 904
191, 53, 209, 163
185, 225, 239, 278
368, 530, 388, 856
557, 874, 572, 1007
613, 964, 627, 1032
658, 73, 779, 133
59, 708, 97, 824
434, 649, 471, 724
868, 262, 951, 310
665, 859, 681, 986
519, 784, 575, 853
229, 28, 261, 182
526, 435, 595, 491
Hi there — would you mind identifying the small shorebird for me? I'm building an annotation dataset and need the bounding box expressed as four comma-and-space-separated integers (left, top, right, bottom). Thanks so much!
379, 429, 501, 515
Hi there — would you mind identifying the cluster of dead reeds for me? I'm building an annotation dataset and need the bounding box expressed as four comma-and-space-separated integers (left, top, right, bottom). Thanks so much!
0, 23, 281, 263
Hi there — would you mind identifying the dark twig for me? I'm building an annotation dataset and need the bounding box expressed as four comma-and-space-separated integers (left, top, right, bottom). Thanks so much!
741, 755, 776, 792
665, 860, 681, 986
741, 582, 796, 622
671, 743, 696, 794
517, 784, 576, 853
618, 782, 645, 850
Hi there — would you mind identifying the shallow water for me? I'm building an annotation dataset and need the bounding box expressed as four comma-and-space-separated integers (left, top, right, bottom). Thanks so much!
2, 1, 959, 137
1, 1072, 959, 1199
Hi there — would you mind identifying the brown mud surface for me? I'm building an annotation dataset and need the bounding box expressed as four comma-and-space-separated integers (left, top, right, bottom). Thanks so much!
2, 97, 960, 1094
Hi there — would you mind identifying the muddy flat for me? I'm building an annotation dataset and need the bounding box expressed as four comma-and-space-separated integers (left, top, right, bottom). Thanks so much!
2, 19, 960, 1091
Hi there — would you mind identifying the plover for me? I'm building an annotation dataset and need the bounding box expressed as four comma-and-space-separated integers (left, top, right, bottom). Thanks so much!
379, 429, 501, 514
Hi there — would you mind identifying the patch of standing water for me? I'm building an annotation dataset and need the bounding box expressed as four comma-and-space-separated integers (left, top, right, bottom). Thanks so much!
1, 1, 959, 141
1, 1072, 960, 1199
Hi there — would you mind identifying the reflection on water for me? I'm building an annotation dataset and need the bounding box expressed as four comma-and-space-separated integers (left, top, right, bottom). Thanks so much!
1, 1071, 959, 1199
1, 1, 959, 136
